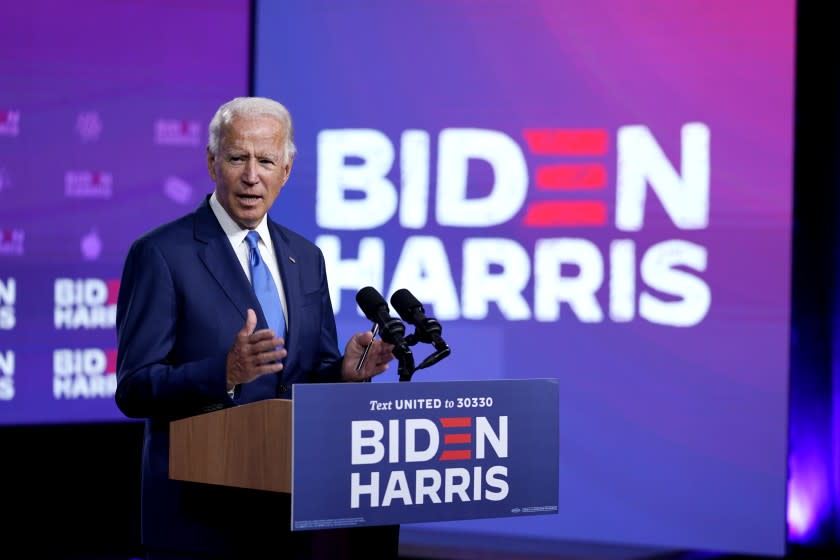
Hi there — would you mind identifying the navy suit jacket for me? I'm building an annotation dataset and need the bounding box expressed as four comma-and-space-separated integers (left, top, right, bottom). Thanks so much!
115, 196, 343, 556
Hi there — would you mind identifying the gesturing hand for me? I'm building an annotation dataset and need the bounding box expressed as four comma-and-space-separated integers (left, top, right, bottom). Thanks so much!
226, 309, 286, 391
341, 330, 395, 382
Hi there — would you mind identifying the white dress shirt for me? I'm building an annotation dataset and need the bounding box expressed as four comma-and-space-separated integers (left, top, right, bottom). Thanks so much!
208, 192, 289, 329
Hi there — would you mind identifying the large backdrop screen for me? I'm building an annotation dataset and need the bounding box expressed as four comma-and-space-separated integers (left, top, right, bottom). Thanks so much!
253, 0, 795, 556
0, 0, 250, 423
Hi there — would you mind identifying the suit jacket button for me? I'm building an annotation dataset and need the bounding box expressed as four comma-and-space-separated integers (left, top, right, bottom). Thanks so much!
279, 384, 288, 395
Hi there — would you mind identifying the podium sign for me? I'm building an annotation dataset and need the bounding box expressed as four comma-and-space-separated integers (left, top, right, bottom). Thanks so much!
291, 379, 558, 530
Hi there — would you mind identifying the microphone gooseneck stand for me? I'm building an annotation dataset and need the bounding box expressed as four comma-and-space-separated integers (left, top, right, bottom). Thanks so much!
396, 345, 415, 383
379, 319, 416, 383
397, 330, 450, 382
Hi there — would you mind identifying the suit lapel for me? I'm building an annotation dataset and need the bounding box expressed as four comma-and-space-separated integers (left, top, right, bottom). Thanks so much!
193, 198, 262, 327
268, 222, 302, 377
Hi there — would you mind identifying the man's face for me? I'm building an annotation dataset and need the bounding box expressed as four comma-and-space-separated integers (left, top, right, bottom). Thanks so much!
207, 114, 292, 229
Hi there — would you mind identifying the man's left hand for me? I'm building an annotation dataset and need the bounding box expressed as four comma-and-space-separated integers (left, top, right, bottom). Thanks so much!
341, 331, 395, 381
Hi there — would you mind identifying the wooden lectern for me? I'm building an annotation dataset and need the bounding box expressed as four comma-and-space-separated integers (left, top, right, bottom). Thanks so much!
167, 379, 557, 538
168, 397, 400, 557
169, 399, 292, 493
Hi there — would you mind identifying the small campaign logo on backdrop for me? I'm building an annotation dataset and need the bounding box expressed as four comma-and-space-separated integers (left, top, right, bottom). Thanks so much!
163, 175, 193, 204
53, 348, 117, 399
54, 278, 119, 329
0, 230, 24, 256
155, 119, 201, 146
81, 229, 103, 261
65, 171, 113, 199
0, 110, 20, 137
0, 350, 14, 401
0, 278, 15, 330
76, 111, 103, 142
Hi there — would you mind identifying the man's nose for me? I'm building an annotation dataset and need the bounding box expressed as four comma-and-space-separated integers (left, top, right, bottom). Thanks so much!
242, 158, 259, 184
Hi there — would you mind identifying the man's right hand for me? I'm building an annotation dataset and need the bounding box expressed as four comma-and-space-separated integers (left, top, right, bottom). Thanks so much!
226, 308, 286, 391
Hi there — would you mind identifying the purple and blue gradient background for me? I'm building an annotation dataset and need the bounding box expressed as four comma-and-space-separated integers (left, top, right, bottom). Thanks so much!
1, 0, 823, 556
0, 0, 249, 423
254, 1, 794, 556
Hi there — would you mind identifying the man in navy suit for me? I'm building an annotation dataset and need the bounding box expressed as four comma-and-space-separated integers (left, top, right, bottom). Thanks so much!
115, 97, 396, 559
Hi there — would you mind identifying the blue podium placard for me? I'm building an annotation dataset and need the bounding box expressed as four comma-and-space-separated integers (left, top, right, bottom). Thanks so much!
291, 378, 558, 530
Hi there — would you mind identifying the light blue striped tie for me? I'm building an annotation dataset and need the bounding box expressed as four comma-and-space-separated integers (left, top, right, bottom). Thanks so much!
245, 231, 286, 340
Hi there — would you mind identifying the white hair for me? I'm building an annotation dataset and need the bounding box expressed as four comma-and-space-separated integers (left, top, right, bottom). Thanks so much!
207, 97, 297, 163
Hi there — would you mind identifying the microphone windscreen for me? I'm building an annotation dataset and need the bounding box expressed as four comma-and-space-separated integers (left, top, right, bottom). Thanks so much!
390, 288, 421, 322
356, 286, 388, 321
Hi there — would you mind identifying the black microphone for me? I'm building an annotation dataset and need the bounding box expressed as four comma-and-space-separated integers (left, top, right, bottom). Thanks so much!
355, 286, 408, 349
390, 288, 451, 369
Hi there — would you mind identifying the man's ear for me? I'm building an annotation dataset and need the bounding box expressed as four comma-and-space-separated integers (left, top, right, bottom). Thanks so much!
281, 156, 294, 185
206, 148, 217, 182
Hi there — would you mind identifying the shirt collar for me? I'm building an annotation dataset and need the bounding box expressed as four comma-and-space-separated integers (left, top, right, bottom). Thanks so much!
209, 191, 272, 247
